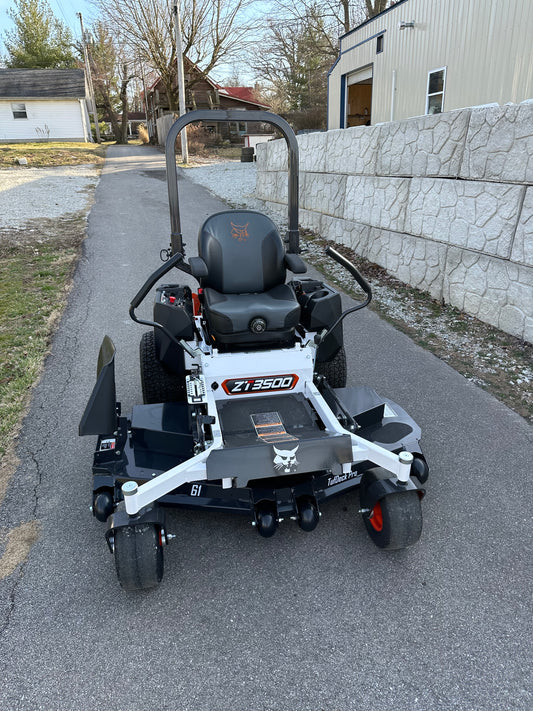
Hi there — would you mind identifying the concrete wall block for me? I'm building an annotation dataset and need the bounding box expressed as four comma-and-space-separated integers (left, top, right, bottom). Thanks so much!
276, 176, 288, 209
301, 172, 347, 217
460, 102, 533, 183
344, 175, 409, 232
299, 207, 322, 235
325, 125, 379, 175
377, 110, 470, 177
259, 132, 330, 174
255, 169, 288, 204
255, 141, 267, 168
511, 186, 533, 267
365, 229, 447, 300
254, 169, 272, 200
256, 137, 287, 171
443, 248, 533, 339
320, 215, 371, 254
298, 132, 328, 173
445, 248, 498, 314
406, 178, 523, 257
260, 199, 287, 223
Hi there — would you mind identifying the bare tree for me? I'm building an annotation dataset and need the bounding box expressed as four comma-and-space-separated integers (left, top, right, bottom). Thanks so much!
270, 0, 389, 44
89, 21, 136, 143
251, 0, 392, 129
93, 0, 261, 111
365, 0, 389, 19
252, 6, 334, 129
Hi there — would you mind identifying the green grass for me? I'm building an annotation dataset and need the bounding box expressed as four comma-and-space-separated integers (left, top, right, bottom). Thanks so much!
0, 142, 106, 168
0, 225, 84, 460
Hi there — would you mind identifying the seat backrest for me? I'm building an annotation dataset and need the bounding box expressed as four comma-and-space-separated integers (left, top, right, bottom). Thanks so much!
198, 210, 286, 294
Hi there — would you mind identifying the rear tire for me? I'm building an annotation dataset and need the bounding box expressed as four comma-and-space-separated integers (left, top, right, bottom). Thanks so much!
316, 346, 347, 388
140, 330, 185, 404
360, 468, 422, 550
114, 523, 164, 591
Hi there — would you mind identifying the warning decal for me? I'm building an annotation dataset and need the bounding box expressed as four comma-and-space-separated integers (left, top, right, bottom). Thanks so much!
251, 412, 298, 444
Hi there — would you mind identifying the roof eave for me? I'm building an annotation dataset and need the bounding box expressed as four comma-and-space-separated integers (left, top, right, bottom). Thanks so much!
0, 95, 85, 100
340, 0, 410, 41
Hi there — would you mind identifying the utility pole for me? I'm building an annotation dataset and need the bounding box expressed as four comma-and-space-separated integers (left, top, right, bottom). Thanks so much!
138, 58, 151, 140
173, 1, 188, 164
77, 12, 101, 143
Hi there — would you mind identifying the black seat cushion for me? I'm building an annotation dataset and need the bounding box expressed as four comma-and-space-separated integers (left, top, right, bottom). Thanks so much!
198, 210, 301, 347
204, 284, 300, 336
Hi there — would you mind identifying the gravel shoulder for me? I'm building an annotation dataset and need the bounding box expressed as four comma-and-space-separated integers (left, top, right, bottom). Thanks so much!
184, 160, 532, 423
0, 165, 99, 232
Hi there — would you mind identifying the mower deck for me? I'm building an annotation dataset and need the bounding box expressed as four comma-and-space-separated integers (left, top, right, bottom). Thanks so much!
91, 384, 424, 522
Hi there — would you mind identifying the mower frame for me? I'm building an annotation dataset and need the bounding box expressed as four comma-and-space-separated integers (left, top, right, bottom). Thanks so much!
80, 109, 429, 589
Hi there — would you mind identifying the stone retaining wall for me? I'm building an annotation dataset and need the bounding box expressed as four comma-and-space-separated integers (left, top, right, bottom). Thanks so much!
255, 102, 533, 343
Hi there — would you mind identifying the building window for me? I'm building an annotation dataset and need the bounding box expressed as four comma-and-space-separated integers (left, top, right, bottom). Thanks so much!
11, 102, 27, 119
426, 68, 446, 114
376, 34, 384, 54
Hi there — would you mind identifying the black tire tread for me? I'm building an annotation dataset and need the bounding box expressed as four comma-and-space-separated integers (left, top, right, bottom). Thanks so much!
316, 346, 347, 388
114, 524, 164, 591
140, 330, 184, 404
360, 468, 422, 550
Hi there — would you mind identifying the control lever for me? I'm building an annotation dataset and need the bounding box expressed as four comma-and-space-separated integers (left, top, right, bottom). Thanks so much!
315, 247, 372, 345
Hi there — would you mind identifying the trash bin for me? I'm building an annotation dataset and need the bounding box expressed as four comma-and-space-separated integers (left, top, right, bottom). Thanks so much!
241, 146, 255, 163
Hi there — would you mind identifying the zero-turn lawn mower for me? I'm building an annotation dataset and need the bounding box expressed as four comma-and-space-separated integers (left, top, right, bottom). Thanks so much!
80, 110, 429, 590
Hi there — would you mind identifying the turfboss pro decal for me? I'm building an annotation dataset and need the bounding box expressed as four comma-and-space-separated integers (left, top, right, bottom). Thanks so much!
222, 374, 298, 395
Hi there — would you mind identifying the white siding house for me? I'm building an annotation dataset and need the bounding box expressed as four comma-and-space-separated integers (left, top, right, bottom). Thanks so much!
0, 68, 92, 143
328, 0, 533, 129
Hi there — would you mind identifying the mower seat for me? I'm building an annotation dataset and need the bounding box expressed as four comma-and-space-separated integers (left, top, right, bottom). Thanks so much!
197, 210, 302, 347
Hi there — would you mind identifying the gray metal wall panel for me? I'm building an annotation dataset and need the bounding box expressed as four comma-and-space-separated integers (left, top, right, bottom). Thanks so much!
328, 0, 533, 128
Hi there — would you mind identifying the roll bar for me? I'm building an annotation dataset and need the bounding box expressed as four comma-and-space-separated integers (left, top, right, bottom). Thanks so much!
165, 110, 300, 255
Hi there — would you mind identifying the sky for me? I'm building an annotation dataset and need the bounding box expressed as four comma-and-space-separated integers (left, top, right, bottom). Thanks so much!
0, 0, 97, 47
0, 0, 257, 82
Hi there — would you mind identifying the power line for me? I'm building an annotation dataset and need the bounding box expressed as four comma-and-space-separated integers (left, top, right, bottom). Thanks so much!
51, 0, 71, 28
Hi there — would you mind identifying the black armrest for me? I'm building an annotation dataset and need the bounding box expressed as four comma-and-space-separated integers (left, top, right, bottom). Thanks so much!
284, 253, 307, 274
189, 256, 209, 278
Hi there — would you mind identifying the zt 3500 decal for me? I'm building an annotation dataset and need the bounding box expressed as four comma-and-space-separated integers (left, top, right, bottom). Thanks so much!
222, 374, 298, 395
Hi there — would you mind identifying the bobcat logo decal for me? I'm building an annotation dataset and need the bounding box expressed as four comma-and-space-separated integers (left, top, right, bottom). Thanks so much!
230, 222, 249, 242
273, 444, 299, 473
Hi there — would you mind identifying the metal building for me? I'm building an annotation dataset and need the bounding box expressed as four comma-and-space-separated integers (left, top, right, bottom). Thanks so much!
328, 0, 533, 129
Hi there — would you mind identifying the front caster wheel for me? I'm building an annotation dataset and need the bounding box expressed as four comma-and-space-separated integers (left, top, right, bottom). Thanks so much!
360, 468, 422, 550
113, 523, 164, 591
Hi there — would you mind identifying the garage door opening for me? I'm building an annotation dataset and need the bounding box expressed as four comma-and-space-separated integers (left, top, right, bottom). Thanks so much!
345, 66, 373, 127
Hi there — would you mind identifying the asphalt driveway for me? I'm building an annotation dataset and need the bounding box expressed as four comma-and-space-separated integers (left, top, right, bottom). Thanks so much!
0, 145, 531, 710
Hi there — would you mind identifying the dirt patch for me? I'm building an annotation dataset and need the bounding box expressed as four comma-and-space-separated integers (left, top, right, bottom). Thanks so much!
0, 214, 86, 253
0, 521, 40, 580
